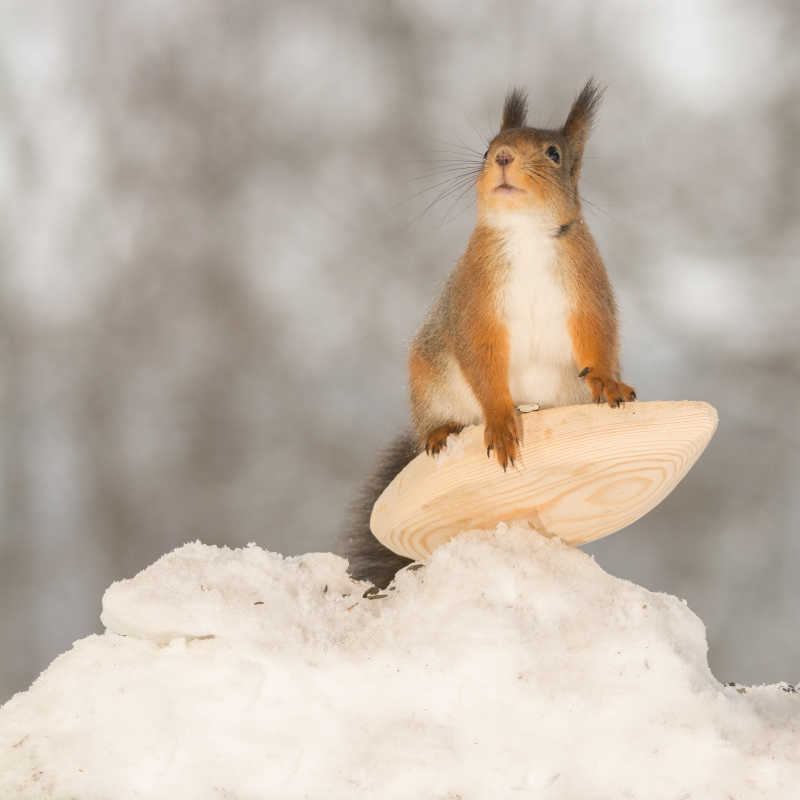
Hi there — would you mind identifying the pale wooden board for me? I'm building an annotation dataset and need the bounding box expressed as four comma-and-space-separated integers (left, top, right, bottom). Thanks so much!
371, 401, 718, 561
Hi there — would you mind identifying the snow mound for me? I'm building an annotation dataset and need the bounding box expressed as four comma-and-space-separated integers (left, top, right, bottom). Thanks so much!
1, 525, 798, 799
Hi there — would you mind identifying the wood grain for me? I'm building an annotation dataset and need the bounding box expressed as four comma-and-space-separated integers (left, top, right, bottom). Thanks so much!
370, 401, 718, 561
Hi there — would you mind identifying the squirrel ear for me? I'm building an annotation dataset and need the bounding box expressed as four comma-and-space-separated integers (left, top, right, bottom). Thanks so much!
501, 88, 527, 132
563, 79, 604, 180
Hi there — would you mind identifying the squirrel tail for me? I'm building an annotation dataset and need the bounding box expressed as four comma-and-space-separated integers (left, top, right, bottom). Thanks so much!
339, 431, 419, 589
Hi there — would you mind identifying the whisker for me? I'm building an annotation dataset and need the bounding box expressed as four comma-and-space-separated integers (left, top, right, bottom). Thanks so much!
522, 163, 610, 219
415, 172, 480, 221
441, 177, 480, 225
461, 113, 491, 153
408, 168, 482, 200
410, 157, 484, 166
580, 194, 609, 217
524, 165, 578, 197
398, 135, 485, 227
410, 164, 483, 182
430, 138, 484, 159
453, 132, 485, 159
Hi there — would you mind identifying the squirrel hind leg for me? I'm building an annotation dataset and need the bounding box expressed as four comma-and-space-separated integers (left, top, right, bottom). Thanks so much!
423, 422, 465, 456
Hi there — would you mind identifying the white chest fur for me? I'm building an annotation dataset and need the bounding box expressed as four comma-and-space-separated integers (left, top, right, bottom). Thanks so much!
491, 214, 586, 408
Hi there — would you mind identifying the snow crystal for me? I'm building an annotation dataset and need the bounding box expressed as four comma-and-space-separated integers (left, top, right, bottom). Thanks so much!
0, 526, 798, 799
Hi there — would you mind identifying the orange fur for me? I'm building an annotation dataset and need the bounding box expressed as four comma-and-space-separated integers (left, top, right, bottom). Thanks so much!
424, 423, 465, 456
409, 81, 635, 465
451, 228, 520, 468
560, 226, 635, 406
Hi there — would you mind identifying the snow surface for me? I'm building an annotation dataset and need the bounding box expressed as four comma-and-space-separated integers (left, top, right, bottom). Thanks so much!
1, 525, 798, 799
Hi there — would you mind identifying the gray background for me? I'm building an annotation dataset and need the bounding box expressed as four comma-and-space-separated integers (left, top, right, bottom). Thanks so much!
1, 0, 798, 702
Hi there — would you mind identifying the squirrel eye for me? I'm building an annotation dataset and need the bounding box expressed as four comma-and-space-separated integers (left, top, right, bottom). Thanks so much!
482, 148, 489, 160
545, 145, 561, 164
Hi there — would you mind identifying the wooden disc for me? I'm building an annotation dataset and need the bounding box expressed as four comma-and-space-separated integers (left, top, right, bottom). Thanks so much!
370, 401, 718, 560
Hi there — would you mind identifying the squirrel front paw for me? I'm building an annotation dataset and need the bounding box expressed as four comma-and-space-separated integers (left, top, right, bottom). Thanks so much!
484, 409, 520, 471
581, 368, 637, 408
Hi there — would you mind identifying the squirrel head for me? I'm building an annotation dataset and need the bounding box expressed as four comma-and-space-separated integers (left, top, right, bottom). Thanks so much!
476, 80, 602, 223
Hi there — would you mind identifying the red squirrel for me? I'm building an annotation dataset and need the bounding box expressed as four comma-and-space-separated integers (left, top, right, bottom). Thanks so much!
342, 81, 636, 588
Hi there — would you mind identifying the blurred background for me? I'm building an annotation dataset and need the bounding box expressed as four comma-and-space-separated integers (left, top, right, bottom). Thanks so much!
1, 0, 798, 702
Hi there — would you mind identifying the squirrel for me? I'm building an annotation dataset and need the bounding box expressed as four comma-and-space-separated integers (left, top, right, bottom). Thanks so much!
341, 80, 636, 589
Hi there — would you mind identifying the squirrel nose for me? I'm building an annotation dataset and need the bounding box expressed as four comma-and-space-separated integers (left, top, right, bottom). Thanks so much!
495, 150, 514, 166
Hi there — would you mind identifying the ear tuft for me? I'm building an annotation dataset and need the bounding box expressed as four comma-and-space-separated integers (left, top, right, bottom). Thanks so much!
563, 79, 604, 179
501, 88, 528, 132
564, 79, 604, 138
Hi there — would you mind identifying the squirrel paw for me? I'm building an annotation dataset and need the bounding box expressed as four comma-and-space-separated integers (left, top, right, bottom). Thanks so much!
424, 423, 464, 457
484, 410, 521, 471
585, 373, 637, 408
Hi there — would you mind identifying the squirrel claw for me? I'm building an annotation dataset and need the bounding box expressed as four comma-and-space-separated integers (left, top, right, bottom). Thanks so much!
484, 409, 521, 471
586, 374, 637, 408
424, 423, 465, 457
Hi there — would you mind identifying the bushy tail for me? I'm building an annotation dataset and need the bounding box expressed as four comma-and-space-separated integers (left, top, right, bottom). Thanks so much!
339, 431, 419, 589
